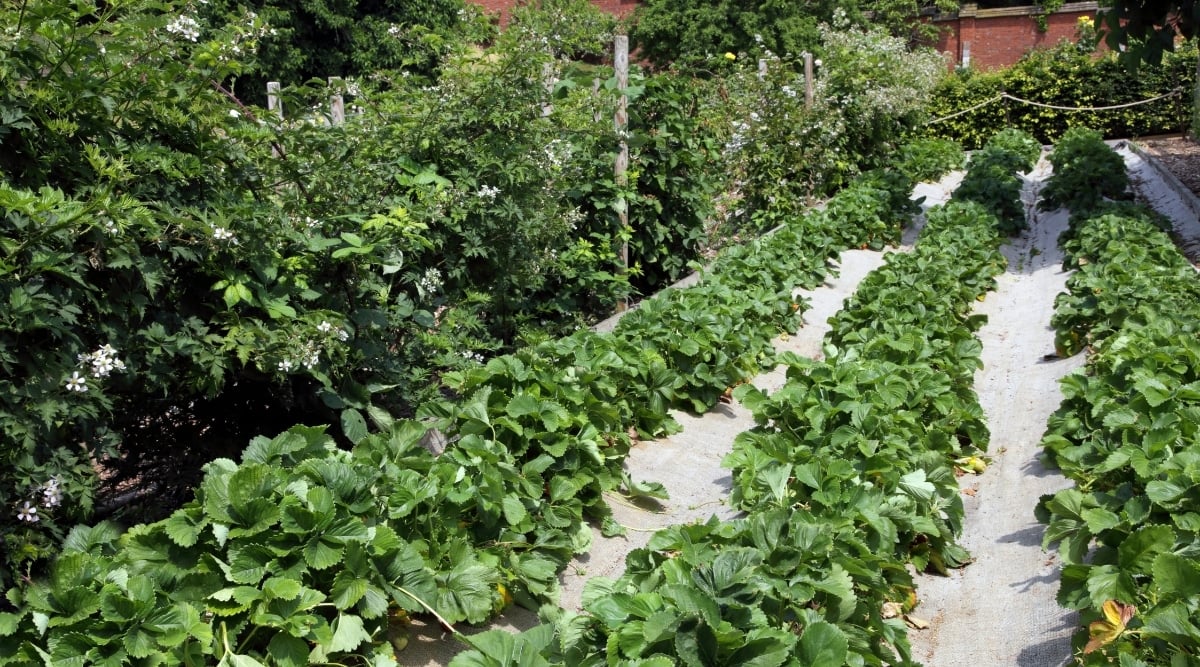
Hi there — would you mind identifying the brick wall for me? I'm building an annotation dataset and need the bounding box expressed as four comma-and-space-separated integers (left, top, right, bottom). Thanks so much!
926, 2, 1101, 70
465, 0, 1100, 70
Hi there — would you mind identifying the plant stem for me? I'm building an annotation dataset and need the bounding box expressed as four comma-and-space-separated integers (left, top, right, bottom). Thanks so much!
395, 586, 460, 637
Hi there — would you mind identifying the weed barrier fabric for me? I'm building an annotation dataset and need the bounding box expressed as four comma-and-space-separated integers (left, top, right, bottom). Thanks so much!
1119, 142, 1200, 266
907, 159, 1082, 666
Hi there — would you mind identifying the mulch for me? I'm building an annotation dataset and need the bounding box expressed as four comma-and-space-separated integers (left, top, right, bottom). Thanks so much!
1137, 135, 1200, 200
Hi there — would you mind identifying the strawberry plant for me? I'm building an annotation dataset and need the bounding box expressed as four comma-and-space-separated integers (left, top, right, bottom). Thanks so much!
1039, 127, 1131, 216
955, 129, 1041, 235
1037, 133, 1200, 665
454, 137, 1039, 666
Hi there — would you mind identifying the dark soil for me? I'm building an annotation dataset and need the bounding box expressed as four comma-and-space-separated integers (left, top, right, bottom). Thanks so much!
1138, 135, 1200, 200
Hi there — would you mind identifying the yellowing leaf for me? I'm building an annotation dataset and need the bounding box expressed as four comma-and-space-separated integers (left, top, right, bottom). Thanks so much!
1083, 600, 1136, 654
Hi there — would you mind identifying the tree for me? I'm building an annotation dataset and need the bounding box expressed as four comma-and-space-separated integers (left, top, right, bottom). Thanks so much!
1096, 0, 1199, 134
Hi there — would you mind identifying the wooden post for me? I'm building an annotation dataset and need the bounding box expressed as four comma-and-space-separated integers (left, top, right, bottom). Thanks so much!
803, 54, 814, 108
267, 81, 283, 120
593, 77, 602, 123
614, 35, 630, 311
267, 81, 282, 157
328, 77, 345, 126
542, 62, 556, 117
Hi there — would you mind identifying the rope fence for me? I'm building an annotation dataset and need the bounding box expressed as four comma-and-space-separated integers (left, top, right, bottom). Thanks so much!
926, 87, 1186, 125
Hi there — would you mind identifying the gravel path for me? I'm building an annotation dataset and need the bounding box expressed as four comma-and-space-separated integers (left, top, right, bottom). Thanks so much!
908, 159, 1084, 666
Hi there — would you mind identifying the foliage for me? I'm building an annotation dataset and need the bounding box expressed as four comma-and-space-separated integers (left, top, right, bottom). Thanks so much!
925, 41, 1197, 147
1039, 127, 1131, 215
627, 0, 957, 68
199, 0, 489, 104
453, 138, 1022, 667
1039, 133, 1200, 664
715, 20, 947, 233
895, 137, 967, 183
1095, 0, 1198, 66
954, 129, 1041, 234
1037, 141, 1200, 663
0, 0, 956, 605
0, 0, 689, 589
0, 153, 938, 663
628, 0, 845, 68
623, 71, 729, 291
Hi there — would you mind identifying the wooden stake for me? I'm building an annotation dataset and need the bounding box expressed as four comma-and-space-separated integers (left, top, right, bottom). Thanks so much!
328, 77, 345, 126
803, 54, 814, 108
614, 35, 630, 311
267, 81, 282, 157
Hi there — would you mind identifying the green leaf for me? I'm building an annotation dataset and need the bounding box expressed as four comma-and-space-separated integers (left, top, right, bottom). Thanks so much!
221, 654, 266, 667
797, 621, 848, 667
327, 614, 372, 654
1085, 565, 1138, 607
1140, 602, 1200, 645
228, 544, 275, 585
331, 571, 369, 610
815, 563, 858, 622
1150, 553, 1200, 599
163, 513, 202, 548
437, 562, 499, 624
262, 577, 302, 601
450, 629, 550, 667
505, 394, 540, 418
1146, 480, 1188, 505
675, 621, 719, 667
267, 632, 310, 667
898, 469, 936, 502
1117, 524, 1174, 574
502, 495, 528, 526
341, 408, 369, 445
304, 538, 343, 570
1081, 508, 1121, 533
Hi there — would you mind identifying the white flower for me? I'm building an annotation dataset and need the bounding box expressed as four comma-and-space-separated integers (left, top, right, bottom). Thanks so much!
317, 321, 333, 333
65, 372, 88, 392
165, 15, 201, 42
417, 268, 443, 295
475, 185, 501, 200
212, 227, 238, 243
91, 356, 115, 378
42, 487, 61, 508
278, 359, 294, 372
17, 502, 38, 523
336, 328, 349, 342
228, 109, 240, 118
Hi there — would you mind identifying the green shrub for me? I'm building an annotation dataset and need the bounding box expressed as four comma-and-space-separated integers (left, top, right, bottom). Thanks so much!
926, 41, 1197, 147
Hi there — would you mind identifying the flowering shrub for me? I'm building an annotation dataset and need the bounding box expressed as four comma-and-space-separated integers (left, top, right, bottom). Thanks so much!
716, 19, 946, 232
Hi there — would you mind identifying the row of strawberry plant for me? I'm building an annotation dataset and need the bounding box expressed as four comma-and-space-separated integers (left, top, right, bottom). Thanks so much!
0, 151, 940, 666
1036, 131, 1200, 665
448, 133, 1024, 666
